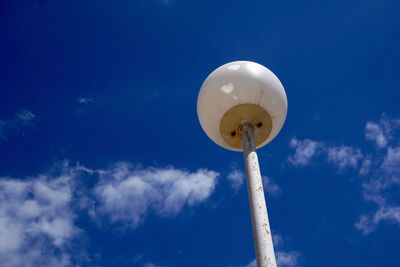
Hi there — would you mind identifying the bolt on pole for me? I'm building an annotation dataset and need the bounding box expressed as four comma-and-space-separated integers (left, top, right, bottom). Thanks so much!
240, 122, 277, 267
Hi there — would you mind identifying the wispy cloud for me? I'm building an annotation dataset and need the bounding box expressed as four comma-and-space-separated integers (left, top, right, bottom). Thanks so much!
288, 139, 363, 170
381, 146, 400, 175
359, 158, 372, 176
355, 146, 400, 234
241, 259, 257, 267
0, 161, 219, 266
227, 169, 245, 191
355, 206, 400, 234
0, 109, 37, 140
0, 165, 83, 267
241, 233, 299, 267
287, 114, 400, 234
162, 0, 173, 6
91, 162, 219, 228
76, 98, 95, 105
143, 263, 161, 267
262, 176, 281, 196
226, 169, 280, 196
288, 138, 322, 166
276, 251, 300, 267
326, 145, 363, 170
365, 115, 400, 148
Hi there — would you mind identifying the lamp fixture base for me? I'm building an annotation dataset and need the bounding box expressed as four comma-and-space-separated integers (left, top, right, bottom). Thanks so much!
219, 104, 272, 149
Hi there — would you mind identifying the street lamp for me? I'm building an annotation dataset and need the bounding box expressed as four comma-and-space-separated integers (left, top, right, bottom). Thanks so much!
197, 61, 287, 267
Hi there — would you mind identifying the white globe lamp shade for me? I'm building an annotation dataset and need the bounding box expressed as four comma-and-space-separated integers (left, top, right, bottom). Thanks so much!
197, 61, 287, 151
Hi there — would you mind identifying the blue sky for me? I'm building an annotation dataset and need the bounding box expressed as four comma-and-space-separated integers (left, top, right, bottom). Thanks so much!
1, 0, 400, 266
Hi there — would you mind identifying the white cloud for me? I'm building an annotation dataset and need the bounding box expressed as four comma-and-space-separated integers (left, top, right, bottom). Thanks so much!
0, 109, 37, 140
374, 206, 400, 226
76, 98, 95, 105
241, 259, 257, 267
241, 232, 299, 267
288, 138, 321, 166
359, 158, 372, 176
365, 116, 400, 148
262, 176, 280, 196
356, 145, 400, 234
0, 167, 81, 267
226, 170, 280, 196
241, 251, 299, 267
276, 251, 299, 267
326, 145, 363, 170
354, 215, 376, 234
356, 117, 400, 234
15, 109, 36, 124
0, 161, 220, 266
355, 206, 400, 234
365, 122, 387, 148
272, 233, 284, 248
361, 179, 387, 205
288, 139, 363, 170
381, 146, 400, 175
143, 263, 161, 267
92, 162, 219, 228
289, 114, 400, 234
227, 169, 245, 190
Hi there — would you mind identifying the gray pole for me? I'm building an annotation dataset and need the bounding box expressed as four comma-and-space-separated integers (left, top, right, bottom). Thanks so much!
240, 122, 277, 267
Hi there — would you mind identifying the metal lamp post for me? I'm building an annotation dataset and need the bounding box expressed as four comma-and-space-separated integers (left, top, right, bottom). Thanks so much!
197, 61, 287, 267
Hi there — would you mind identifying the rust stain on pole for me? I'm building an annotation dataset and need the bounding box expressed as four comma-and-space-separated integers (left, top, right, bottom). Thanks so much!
240, 122, 277, 267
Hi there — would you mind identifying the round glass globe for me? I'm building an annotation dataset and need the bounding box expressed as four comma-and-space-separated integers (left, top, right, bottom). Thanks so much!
197, 61, 287, 151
